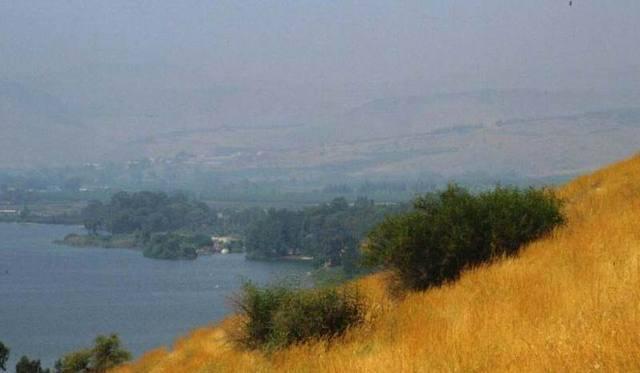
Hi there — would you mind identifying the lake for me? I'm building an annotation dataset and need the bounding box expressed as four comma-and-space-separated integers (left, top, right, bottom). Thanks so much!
0, 223, 311, 369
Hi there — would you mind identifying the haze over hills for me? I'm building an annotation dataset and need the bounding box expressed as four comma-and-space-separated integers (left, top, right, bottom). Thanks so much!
2, 1, 640, 183
3, 74, 640, 181
0, 80, 94, 166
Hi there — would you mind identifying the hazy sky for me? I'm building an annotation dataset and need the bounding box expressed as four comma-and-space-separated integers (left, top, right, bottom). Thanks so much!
2, 0, 639, 90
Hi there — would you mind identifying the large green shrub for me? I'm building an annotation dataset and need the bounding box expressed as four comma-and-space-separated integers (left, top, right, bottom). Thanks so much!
234, 283, 291, 349
55, 334, 130, 373
234, 282, 364, 350
478, 187, 565, 257
363, 184, 564, 291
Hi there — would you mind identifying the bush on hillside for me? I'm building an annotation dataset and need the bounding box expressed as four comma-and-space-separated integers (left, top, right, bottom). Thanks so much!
55, 334, 131, 373
477, 186, 565, 257
234, 282, 365, 350
363, 184, 564, 291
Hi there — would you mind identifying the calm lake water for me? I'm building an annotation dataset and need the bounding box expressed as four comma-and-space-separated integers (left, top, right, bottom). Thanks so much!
0, 223, 311, 369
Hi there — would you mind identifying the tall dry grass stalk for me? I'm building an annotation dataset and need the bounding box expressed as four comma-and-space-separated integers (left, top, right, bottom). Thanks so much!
113, 153, 640, 372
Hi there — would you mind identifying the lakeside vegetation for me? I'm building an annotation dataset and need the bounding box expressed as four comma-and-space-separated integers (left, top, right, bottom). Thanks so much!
244, 197, 405, 272
55, 233, 138, 249
59, 191, 220, 260
0, 335, 130, 373
114, 154, 640, 372
55, 189, 404, 267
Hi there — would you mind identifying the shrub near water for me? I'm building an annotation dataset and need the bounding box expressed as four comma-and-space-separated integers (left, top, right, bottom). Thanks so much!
234, 282, 364, 350
55, 334, 131, 373
364, 184, 564, 291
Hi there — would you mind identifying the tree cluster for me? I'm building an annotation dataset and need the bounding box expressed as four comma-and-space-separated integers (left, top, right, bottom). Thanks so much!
81, 191, 212, 235
142, 232, 199, 260
245, 197, 405, 271
0, 335, 130, 373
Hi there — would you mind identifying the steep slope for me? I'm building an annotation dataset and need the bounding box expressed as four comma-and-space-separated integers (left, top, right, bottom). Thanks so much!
114, 152, 640, 372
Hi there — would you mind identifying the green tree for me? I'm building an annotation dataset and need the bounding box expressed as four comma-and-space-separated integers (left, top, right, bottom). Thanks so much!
55, 334, 130, 373
0, 341, 9, 371
86, 191, 212, 235
91, 334, 131, 372
318, 218, 356, 267
82, 200, 104, 235
54, 349, 91, 373
143, 233, 197, 260
15, 356, 49, 373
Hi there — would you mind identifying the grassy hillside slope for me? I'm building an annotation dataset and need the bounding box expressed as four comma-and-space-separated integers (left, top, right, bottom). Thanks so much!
113, 153, 640, 372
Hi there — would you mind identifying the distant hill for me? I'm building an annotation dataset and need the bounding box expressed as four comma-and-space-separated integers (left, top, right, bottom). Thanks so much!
116, 89, 640, 180
2, 75, 640, 182
113, 152, 640, 372
0, 80, 96, 167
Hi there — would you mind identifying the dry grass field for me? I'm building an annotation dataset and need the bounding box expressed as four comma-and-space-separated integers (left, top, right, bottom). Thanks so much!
113, 153, 640, 372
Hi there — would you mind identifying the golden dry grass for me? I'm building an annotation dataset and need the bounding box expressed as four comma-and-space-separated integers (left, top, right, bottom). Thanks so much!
112, 153, 640, 372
